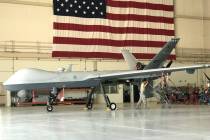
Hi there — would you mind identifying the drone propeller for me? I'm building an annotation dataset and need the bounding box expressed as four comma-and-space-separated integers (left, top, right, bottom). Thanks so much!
165, 60, 173, 68
204, 72, 210, 81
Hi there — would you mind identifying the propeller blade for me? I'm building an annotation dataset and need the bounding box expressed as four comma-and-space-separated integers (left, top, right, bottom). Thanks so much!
204, 72, 210, 81
166, 60, 173, 68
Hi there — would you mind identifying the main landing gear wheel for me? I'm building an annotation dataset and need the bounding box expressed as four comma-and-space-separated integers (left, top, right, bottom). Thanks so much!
87, 103, 93, 110
109, 103, 117, 110
47, 105, 53, 112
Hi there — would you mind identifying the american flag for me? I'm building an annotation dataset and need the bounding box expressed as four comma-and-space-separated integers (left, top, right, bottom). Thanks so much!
52, 0, 175, 59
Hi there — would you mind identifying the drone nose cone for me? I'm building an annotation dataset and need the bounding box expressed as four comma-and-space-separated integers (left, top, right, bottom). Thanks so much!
3, 79, 10, 86
3, 69, 28, 86
3, 74, 15, 86
3, 73, 18, 90
3, 68, 57, 91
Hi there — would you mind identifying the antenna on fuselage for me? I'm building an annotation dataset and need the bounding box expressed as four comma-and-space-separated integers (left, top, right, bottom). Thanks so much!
66, 64, 78, 72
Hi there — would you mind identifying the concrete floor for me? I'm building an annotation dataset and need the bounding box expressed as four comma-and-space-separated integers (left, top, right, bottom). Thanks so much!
0, 104, 210, 140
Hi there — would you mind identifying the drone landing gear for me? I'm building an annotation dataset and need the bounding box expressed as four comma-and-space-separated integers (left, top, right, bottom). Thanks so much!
47, 87, 58, 112
100, 83, 117, 111
86, 84, 117, 111
47, 104, 53, 112
86, 88, 95, 110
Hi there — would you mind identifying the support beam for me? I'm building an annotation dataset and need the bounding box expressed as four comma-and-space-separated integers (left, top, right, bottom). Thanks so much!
0, 0, 52, 7
175, 15, 210, 21
130, 84, 134, 104
0, 52, 51, 59
6, 91, 11, 107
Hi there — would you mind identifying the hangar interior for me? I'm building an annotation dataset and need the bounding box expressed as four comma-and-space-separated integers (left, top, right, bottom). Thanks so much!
1, 0, 210, 106
1, 0, 210, 140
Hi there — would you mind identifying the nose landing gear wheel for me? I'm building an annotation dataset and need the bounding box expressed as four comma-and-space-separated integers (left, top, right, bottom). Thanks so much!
110, 103, 117, 111
47, 105, 53, 112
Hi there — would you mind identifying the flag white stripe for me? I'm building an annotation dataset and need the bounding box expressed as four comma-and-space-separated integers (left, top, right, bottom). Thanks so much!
53, 44, 176, 55
123, 0, 173, 5
54, 30, 174, 42
54, 16, 174, 30
107, 6, 173, 18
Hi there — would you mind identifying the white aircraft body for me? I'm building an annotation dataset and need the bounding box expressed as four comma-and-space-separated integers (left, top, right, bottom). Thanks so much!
4, 65, 210, 91
4, 64, 210, 111
3, 38, 210, 111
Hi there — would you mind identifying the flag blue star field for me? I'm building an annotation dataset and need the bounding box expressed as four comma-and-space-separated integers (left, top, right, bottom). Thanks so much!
53, 0, 106, 18
52, 0, 175, 59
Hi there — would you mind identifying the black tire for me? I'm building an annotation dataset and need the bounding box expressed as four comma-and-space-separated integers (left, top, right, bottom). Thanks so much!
110, 103, 117, 111
47, 105, 53, 112
87, 104, 93, 110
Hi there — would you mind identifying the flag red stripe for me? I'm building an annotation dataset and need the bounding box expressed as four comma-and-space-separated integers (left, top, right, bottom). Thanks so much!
106, 13, 174, 23
52, 51, 176, 59
53, 22, 174, 36
53, 37, 167, 47
107, 0, 174, 11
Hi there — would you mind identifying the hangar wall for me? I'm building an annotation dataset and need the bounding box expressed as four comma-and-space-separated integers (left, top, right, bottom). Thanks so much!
176, 0, 204, 49
1, 0, 210, 49
0, 2, 52, 42
1, 0, 210, 104
204, 0, 210, 47
175, 0, 210, 64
